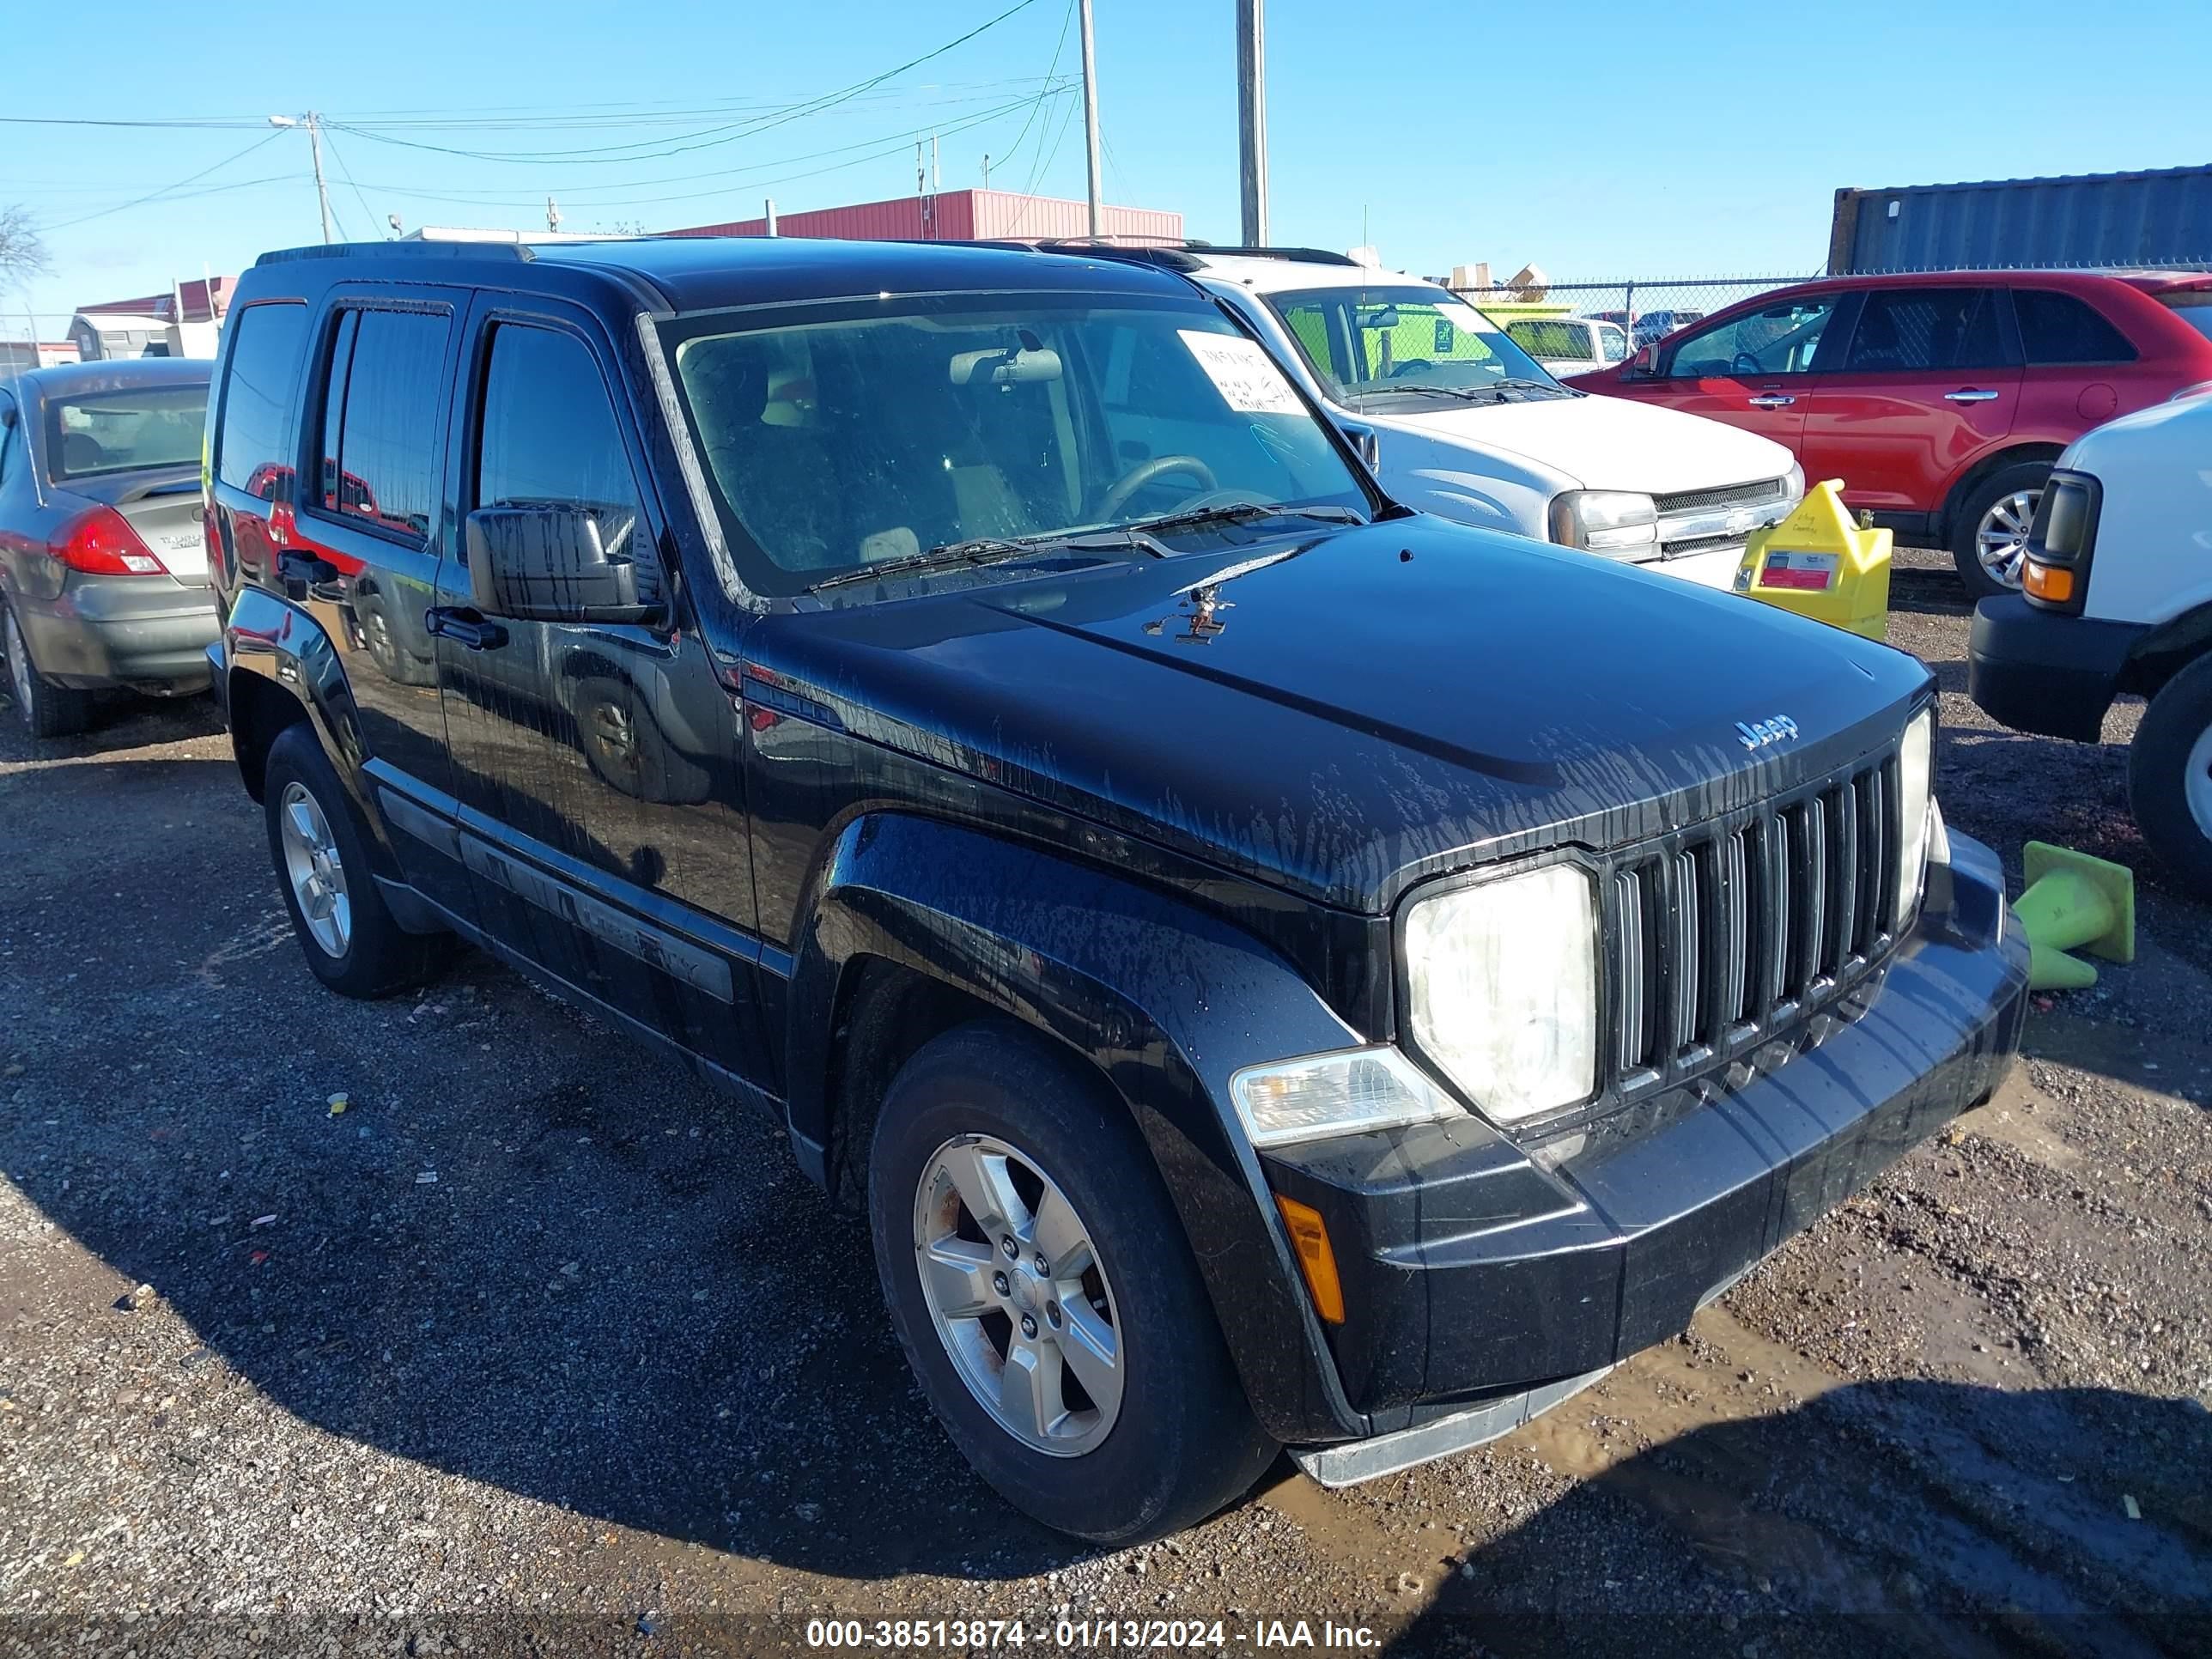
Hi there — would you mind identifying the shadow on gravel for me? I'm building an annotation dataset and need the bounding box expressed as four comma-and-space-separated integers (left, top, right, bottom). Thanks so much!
1388, 1379, 2212, 1659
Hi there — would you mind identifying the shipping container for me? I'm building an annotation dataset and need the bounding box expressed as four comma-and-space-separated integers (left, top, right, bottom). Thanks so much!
669, 189, 1182, 247
1830, 164, 2212, 274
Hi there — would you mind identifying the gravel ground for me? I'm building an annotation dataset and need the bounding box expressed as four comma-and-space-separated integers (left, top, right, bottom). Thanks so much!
3, 569, 2209, 1659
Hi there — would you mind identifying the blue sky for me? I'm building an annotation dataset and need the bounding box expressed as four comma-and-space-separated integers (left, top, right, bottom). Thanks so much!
7, 0, 2209, 337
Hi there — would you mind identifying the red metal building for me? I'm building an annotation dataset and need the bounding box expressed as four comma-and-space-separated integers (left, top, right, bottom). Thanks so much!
667, 188, 1182, 246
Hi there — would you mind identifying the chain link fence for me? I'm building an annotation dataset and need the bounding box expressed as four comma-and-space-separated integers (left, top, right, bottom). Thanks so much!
1444, 274, 1820, 369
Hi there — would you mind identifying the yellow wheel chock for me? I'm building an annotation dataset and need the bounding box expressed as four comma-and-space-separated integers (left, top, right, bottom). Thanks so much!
2014, 841, 2135, 991
1735, 479, 1892, 640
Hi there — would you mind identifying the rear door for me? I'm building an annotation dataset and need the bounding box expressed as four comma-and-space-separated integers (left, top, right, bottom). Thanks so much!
1797, 284, 2020, 514
1638, 292, 1848, 452
287, 289, 478, 919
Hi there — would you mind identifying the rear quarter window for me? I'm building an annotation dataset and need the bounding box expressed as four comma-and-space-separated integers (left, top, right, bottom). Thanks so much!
2014, 289, 2138, 365
216, 301, 310, 495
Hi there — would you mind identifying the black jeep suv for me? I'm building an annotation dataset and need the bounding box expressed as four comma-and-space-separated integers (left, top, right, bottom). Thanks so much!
203, 234, 2028, 1543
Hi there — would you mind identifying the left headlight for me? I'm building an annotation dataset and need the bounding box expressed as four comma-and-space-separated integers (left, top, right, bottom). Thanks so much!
1402, 863, 1599, 1123
1897, 707, 1936, 920
1547, 489, 1657, 556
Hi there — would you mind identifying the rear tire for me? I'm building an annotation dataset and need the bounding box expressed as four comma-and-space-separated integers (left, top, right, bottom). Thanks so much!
263, 723, 452, 998
868, 1019, 1277, 1543
3, 603, 94, 740
1948, 461, 2051, 599
2129, 655, 2212, 902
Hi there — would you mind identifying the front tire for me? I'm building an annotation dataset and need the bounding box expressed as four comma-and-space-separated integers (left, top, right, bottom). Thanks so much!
868, 1020, 1276, 1543
263, 723, 452, 998
2129, 655, 2212, 902
1948, 461, 2051, 599
3, 603, 94, 740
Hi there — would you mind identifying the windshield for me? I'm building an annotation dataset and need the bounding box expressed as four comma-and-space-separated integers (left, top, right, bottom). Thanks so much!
659, 293, 1369, 599
46, 383, 208, 482
1262, 284, 1559, 405
2159, 291, 2212, 343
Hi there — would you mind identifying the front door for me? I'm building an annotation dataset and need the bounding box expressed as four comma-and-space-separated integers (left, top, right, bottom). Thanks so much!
1797, 284, 2021, 515
435, 296, 770, 1090
1642, 292, 1848, 453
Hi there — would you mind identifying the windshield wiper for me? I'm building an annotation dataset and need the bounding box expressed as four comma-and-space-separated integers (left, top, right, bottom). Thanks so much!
1376, 383, 1498, 402
1119, 501, 1365, 538
805, 527, 1168, 593
1492, 377, 1574, 395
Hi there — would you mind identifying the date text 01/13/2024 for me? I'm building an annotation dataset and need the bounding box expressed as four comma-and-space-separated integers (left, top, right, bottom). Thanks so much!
802, 1618, 1380, 1649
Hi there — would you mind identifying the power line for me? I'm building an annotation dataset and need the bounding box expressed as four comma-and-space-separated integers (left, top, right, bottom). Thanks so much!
38, 128, 287, 231
327, 0, 1043, 167
317, 126, 382, 238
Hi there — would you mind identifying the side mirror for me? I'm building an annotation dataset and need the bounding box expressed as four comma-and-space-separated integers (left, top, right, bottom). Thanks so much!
1340, 422, 1382, 471
465, 503, 658, 624
1629, 343, 1658, 378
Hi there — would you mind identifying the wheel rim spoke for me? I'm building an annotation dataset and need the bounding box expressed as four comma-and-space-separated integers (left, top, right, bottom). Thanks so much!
1030, 1185, 1092, 1279
939, 1142, 1028, 1243
919, 1236, 997, 1319
998, 1340, 1060, 1442
1054, 1298, 1122, 1419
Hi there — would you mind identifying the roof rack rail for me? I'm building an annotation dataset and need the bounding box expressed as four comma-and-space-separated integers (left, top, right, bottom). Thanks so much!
975, 239, 1364, 272
254, 237, 536, 267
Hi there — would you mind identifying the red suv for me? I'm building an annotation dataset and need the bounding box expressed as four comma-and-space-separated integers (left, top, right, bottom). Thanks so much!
1568, 270, 2212, 596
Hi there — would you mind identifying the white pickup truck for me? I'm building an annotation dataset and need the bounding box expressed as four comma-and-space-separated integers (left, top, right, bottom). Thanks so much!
1154, 249, 1803, 589
1969, 390, 2212, 896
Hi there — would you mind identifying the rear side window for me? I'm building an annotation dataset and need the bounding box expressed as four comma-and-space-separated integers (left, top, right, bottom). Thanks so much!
319, 307, 451, 541
1844, 287, 2008, 372
216, 301, 308, 495
2014, 289, 2139, 364
473, 322, 657, 599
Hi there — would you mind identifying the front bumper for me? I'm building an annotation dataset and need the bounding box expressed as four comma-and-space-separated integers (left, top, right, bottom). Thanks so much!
1969, 592, 2142, 744
1262, 830, 2027, 1455
16, 575, 221, 693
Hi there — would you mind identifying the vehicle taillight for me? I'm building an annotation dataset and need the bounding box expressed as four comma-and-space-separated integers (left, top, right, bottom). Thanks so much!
51, 506, 170, 576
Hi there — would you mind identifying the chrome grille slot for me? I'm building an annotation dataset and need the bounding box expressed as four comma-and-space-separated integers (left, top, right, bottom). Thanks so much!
1583, 732, 1911, 1113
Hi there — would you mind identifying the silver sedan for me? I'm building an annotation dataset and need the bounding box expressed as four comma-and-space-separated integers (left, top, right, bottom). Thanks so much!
0, 359, 216, 738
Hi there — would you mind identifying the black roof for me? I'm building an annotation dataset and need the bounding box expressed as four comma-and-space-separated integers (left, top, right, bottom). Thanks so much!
253, 234, 1195, 313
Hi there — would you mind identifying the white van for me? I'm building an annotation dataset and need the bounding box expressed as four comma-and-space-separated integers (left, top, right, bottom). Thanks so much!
1155, 249, 1802, 589
1968, 391, 2212, 896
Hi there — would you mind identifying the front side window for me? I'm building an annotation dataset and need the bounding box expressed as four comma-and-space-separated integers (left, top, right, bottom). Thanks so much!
216, 301, 308, 494
475, 323, 654, 599
662, 294, 1368, 598
1264, 285, 1556, 406
1667, 296, 1837, 378
318, 307, 450, 541
2015, 289, 2138, 364
1842, 288, 2008, 373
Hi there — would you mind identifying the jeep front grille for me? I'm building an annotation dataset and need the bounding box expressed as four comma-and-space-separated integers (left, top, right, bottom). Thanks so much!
1605, 744, 1904, 1085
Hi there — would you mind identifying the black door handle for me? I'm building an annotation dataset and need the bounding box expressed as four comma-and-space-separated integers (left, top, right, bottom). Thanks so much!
425, 606, 508, 651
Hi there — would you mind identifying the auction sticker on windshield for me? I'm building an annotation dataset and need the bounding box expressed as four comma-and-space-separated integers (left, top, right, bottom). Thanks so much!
1178, 330, 1306, 416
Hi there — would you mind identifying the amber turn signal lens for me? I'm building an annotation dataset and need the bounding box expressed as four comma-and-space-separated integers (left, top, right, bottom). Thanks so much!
2023, 560, 2075, 605
1274, 1194, 1346, 1324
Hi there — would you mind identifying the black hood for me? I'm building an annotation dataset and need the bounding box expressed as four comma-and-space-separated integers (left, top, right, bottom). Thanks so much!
748, 519, 1930, 913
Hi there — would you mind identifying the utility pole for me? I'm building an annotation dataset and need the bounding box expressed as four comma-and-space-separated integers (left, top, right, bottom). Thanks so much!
269, 112, 336, 244
931, 132, 940, 190
546, 197, 562, 234
1237, 0, 1267, 246
981, 154, 991, 190
764, 198, 778, 237
1078, 0, 1103, 237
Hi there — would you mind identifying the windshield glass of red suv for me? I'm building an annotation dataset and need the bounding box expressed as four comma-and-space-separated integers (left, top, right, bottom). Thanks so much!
659, 293, 1370, 598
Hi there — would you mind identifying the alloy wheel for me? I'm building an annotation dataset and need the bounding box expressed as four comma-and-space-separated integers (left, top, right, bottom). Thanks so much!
277, 781, 352, 957
5, 611, 33, 715
2188, 724, 2212, 841
1974, 488, 2042, 588
912, 1133, 1124, 1456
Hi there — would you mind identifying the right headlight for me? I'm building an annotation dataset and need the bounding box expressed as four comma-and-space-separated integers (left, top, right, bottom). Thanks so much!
1897, 707, 1936, 921
1547, 489, 1658, 556
1402, 863, 1599, 1123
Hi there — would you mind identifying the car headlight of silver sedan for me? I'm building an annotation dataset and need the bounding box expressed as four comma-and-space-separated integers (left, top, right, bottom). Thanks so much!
1402, 862, 1600, 1123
